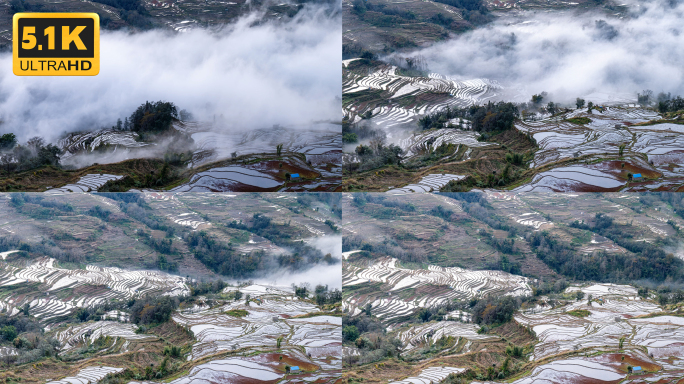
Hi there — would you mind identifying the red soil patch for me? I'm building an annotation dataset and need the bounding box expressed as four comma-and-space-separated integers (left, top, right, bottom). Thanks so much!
591, 160, 661, 180
598, 353, 661, 373
257, 353, 319, 373
256, 160, 320, 180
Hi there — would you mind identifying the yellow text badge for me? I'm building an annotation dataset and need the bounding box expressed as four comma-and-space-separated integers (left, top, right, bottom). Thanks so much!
13, 13, 100, 76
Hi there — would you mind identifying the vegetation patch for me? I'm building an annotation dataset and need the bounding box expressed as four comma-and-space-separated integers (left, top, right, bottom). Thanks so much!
567, 309, 591, 318
565, 117, 592, 125
224, 309, 249, 318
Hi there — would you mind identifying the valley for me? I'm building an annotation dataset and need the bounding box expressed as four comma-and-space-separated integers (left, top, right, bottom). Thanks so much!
341, 0, 684, 192
341, 192, 684, 383
342, 61, 684, 192
0, 192, 343, 384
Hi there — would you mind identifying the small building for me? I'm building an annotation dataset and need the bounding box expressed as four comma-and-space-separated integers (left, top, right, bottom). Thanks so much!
290, 366, 300, 374
633, 173, 642, 181
290, 173, 300, 181
633, 366, 642, 374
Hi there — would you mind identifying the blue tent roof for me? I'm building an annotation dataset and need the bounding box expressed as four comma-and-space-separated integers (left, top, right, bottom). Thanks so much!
291, 366, 300, 370
633, 366, 642, 371
633, 173, 642, 178
291, 173, 300, 178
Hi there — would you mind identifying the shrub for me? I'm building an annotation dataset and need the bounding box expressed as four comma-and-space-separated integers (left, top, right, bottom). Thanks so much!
343, 325, 359, 342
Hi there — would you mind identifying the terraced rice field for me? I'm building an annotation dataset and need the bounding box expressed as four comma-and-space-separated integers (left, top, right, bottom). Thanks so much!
388, 173, 467, 193
579, 234, 626, 254
344, 65, 684, 192
514, 106, 684, 192
58, 130, 153, 162
507, 212, 552, 229
396, 321, 496, 353
139, 192, 339, 245
399, 129, 492, 161
475, 351, 675, 384
166, 357, 284, 383
343, 65, 502, 126
517, 107, 661, 168
180, 124, 342, 192
165, 212, 210, 230
389, 366, 466, 384
47, 174, 125, 193
131, 351, 341, 384
170, 152, 339, 192
172, 166, 284, 192
55, 321, 154, 352
343, 194, 684, 383
190, 124, 342, 164
46, 121, 341, 193
0, 256, 188, 321
478, 192, 684, 261
148, 284, 342, 384
515, 165, 627, 192
174, 284, 341, 361
503, 358, 626, 384
457, 285, 684, 383
0, 346, 17, 357
343, 65, 504, 170
515, 284, 683, 362
344, 257, 531, 325
47, 366, 124, 384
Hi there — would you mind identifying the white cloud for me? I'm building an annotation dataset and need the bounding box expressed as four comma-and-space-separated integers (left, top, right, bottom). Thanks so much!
308, 234, 343, 258
252, 262, 342, 289
0, 6, 342, 142
395, 0, 684, 103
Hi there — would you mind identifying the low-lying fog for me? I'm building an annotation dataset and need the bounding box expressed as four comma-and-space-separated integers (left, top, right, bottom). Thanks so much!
0, 5, 341, 143
229, 234, 342, 289
390, 0, 684, 103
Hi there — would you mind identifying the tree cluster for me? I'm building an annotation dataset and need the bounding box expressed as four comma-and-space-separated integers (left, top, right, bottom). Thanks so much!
471, 295, 520, 325
0, 136, 62, 175
129, 296, 180, 325
127, 101, 178, 133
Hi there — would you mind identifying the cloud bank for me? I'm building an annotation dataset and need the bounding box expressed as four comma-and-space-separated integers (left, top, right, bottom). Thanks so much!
308, 234, 343, 258
0, 6, 341, 142
252, 262, 342, 289
397, 0, 684, 103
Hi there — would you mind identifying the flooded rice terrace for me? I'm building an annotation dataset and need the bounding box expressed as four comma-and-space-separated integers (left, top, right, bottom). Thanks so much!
343, 63, 504, 151
344, 58, 684, 192
342, 192, 684, 383
515, 106, 684, 192
343, 63, 503, 127
343, 257, 532, 326
57, 122, 341, 192
0, 256, 188, 321
471, 287, 684, 383
170, 284, 342, 382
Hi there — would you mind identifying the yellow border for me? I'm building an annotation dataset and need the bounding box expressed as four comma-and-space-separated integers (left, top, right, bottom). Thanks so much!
13, 12, 100, 76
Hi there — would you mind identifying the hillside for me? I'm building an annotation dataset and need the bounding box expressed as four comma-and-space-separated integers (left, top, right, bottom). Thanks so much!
0, 0, 335, 50
0, 192, 342, 384
0, 192, 342, 277
342, 192, 684, 383
342, 66, 684, 192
